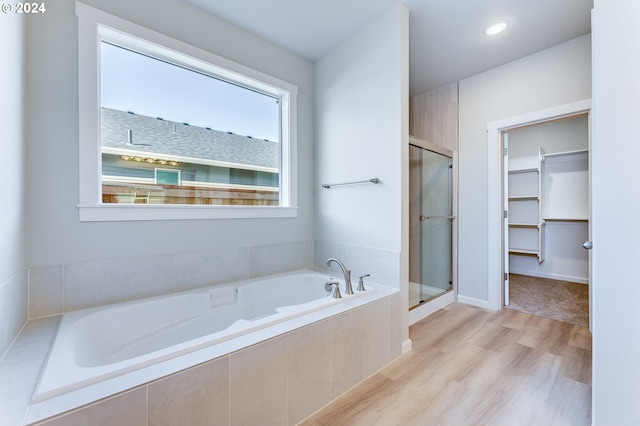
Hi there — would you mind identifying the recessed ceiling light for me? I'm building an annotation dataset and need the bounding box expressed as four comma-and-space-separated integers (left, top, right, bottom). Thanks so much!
484, 19, 509, 36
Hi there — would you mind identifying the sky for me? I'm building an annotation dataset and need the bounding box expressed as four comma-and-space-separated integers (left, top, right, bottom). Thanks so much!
100, 42, 280, 142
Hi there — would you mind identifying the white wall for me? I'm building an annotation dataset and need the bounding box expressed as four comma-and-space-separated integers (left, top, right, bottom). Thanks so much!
508, 116, 588, 169
457, 35, 592, 305
24, 0, 314, 267
0, 13, 28, 357
315, 5, 407, 253
314, 4, 409, 346
591, 1, 640, 423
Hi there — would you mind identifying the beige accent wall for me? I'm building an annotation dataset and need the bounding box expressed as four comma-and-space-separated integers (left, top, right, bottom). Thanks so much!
408, 83, 459, 285
409, 82, 459, 152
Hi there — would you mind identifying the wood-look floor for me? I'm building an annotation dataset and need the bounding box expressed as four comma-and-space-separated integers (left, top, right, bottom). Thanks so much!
300, 302, 592, 426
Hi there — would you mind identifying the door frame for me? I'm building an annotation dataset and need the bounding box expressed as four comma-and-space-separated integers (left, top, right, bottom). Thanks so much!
486, 99, 592, 312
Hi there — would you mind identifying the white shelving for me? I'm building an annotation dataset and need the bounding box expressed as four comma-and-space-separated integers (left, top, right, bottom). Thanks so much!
507, 148, 545, 262
541, 149, 589, 221
508, 147, 589, 263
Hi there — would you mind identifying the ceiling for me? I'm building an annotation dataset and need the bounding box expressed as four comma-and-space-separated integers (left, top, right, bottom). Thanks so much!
183, 0, 593, 96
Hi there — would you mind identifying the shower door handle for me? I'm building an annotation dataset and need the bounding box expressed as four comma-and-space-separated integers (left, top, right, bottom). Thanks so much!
420, 215, 455, 221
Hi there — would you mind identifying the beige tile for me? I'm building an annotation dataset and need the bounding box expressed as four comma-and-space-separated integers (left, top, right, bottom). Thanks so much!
148, 356, 230, 426
362, 298, 391, 377
29, 265, 63, 319
230, 336, 287, 425
35, 387, 147, 426
287, 320, 331, 425
389, 292, 403, 359
330, 307, 363, 398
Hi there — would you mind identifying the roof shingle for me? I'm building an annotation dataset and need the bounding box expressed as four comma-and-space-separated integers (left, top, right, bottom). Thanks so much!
101, 108, 279, 169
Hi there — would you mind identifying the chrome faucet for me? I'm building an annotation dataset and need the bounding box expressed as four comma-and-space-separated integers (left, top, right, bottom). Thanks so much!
326, 258, 353, 295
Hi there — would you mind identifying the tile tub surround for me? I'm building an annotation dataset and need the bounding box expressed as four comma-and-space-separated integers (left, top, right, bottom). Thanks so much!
27, 241, 313, 319
15, 288, 400, 425
0, 317, 59, 426
0, 269, 28, 359
314, 241, 401, 290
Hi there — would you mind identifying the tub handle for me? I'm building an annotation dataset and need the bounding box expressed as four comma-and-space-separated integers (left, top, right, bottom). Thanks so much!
357, 274, 370, 291
325, 281, 341, 299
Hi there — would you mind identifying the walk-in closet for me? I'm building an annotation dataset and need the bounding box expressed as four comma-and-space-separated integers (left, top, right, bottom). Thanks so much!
504, 114, 589, 326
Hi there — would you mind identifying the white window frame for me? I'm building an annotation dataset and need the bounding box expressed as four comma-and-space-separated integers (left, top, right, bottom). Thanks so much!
155, 168, 181, 186
76, 2, 298, 221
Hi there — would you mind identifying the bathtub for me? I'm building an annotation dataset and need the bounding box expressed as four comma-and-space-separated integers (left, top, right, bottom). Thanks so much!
33, 269, 379, 403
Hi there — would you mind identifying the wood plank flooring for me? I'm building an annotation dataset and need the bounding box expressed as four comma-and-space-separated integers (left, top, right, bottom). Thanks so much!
300, 302, 591, 426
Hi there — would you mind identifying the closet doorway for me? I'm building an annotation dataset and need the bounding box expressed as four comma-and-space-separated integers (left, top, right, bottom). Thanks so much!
503, 114, 590, 327
409, 136, 456, 324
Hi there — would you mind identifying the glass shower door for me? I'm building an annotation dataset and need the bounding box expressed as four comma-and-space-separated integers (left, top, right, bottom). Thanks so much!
409, 144, 453, 309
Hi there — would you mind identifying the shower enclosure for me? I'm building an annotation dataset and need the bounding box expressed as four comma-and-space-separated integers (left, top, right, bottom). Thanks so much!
409, 138, 454, 310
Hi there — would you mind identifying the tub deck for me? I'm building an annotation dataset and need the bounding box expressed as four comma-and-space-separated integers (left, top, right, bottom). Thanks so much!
17, 269, 399, 424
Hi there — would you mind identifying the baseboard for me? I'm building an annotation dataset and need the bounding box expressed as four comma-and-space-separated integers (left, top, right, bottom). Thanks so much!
509, 269, 588, 284
409, 291, 454, 325
402, 339, 412, 354
457, 295, 495, 310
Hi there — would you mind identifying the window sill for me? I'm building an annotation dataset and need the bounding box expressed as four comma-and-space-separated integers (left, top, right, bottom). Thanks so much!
78, 204, 298, 222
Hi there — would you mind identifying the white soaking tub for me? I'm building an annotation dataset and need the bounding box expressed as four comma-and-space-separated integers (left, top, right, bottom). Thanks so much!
33, 269, 377, 403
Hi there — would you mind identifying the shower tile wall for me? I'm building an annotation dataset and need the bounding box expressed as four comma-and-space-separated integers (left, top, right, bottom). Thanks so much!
27, 241, 313, 320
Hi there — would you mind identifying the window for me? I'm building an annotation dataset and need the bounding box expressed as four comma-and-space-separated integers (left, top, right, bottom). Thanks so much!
155, 169, 180, 186
76, 2, 298, 221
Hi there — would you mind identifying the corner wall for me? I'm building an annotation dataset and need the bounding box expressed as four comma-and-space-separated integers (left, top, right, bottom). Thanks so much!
458, 35, 592, 306
314, 4, 409, 348
0, 13, 28, 358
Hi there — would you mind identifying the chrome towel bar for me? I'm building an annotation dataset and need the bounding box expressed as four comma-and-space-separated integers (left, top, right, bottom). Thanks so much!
322, 178, 379, 189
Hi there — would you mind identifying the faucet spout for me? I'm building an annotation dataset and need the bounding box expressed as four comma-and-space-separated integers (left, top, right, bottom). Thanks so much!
326, 258, 353, 295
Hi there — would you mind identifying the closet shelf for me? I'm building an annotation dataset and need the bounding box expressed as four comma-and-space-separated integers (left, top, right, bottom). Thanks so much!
508, 223, 539, 228
542, 149, 588, 162
506, 147, 545, 263
508, 167, 539, 174
542, 217, 588, 222
508, 248, 539, 256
